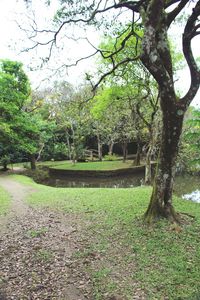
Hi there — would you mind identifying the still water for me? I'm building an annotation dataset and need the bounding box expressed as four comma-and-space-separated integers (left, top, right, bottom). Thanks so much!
42, 174, 200, 202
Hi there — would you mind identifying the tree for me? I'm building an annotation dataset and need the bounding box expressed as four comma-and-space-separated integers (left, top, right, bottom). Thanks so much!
0, 60, 53, 170
23, 1, 200, 222
0, 59, 31, 169
96, 35, 159, 167
45, 81, 93, 163
91, 86, 129, 161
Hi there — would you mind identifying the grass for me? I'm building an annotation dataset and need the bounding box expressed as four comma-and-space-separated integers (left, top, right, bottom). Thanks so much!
0, 186, 10, 215
8, 159, 140, 171
27, 227, 48, 238
7, 160, 71, 170
47, 160, 137, 171
10, 174, 200, 299
34, 249, 53, 262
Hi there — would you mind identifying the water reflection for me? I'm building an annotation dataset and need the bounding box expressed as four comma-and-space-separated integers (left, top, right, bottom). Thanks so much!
46, 174, 144, 189
182, 190, 200, 203
173, 175, 200, 202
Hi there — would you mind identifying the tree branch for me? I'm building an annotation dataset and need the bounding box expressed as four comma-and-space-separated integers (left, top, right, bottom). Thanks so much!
167, 0, 188, 27
92, 56, 140, 91
181, 0, 200, 107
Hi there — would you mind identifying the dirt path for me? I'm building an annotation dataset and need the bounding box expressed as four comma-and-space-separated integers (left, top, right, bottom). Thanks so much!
0, 176, 33, 233
0, 175, 91, 300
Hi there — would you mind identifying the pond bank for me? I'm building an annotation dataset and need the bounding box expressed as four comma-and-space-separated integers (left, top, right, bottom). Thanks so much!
48, 163, 149, 177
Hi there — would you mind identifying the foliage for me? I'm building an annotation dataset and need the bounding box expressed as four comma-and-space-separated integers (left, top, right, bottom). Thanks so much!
0, 60, 56, 168
179, 107, 200, 172
104, 154, 118, 161
0, 60, 35, 165
91, 85, 144, 150
42, 81, 93, 162
185, 108, 200, 166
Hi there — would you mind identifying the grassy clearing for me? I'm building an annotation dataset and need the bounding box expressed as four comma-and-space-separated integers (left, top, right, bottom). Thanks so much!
47, 160, 136, 170
37, 160, 71, 167
11, 174, 200, 299
8, 159, 138, 171
0, 186, 10, 215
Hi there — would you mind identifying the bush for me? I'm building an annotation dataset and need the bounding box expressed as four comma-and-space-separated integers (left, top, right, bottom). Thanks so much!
104, 154, 118, 161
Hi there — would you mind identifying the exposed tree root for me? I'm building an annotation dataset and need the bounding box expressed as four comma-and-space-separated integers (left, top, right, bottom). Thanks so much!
144, 203, 181, 224
179, 212, 195, 219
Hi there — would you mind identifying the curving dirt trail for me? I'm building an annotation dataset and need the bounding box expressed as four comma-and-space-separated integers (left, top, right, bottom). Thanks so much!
0, 175, 90, 300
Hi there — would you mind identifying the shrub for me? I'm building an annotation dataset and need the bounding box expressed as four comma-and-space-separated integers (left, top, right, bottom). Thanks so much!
104, 154, 118, 161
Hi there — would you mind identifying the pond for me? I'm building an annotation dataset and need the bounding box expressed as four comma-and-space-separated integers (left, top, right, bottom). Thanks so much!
42, 173, 200, 202
173, 175, 200, 203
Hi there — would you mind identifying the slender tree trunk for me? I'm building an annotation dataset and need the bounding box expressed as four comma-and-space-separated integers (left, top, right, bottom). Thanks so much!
98, 143, 103, 161
134, 142, 141, 166
108, 141, 114, 155
36, 143, 44, 162
66, 135, 72, 160
145, 129, 155, 185
30, 154, 36, 170
97, 134, 103, 161
145, 147, 152, 185
144, 102, 184, 223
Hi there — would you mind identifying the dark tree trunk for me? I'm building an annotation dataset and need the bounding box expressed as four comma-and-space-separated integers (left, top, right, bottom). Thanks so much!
139, 1, 200, 222
144, 100, 184, 222
122, 141, 128, 163
30, 154, 36, 170
3, 162, 8, 171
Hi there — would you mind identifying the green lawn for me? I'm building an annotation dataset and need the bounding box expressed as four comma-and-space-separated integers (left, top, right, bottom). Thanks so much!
10, 174, 200, 299
8, 160, 139, 171
0, 186, 10, 215
47, 160, 137, 170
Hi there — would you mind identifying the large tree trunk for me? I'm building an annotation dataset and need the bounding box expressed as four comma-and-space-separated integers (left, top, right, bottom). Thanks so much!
144, 101, 184, 223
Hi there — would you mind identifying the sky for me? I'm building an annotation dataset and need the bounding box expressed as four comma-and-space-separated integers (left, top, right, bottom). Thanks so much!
0, 0, 199, 108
